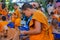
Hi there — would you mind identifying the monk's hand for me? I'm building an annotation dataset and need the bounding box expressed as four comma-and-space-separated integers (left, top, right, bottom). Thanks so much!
20, 31, 28, 35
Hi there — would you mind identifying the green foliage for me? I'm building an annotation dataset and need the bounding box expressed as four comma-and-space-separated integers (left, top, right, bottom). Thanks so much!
0, 0, 2, 2
35, 0, 47, 8
5, 0, 14, 11
35, 0, 48, 15
8, 3, 14, 11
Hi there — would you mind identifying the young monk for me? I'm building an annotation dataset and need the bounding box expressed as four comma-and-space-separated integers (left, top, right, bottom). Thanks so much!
13, 3, 21, 18
0, 16, 8, 32
11, 13, 21, 30
0, 16, 8, 40
11, 3, 21, 23
0, 15, 20, 40
1, 3, 8, 16
21, 3, 54, 40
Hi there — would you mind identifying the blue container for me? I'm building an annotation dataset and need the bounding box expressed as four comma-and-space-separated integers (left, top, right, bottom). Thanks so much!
19, 16, 32, 40
54, 33, 60, 38
7, 22, 14, 28
58, 22, 60, 27
19, 25, 29, 30
18, 24, 29, 35
18, 25, 29, 40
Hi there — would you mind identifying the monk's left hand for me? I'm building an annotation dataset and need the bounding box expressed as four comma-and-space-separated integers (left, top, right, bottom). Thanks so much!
20, 31, 28, 35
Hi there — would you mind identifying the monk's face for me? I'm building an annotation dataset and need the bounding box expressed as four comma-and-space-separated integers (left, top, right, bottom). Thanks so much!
22, 8, 32, 17
14, 5, 18, 10
57, 6, 60, 14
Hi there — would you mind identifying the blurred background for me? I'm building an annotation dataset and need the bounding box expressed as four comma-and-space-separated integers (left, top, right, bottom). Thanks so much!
0, 0, 60, 15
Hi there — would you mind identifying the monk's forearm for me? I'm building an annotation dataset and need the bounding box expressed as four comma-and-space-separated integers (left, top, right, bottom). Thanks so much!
25, 29, 40, 35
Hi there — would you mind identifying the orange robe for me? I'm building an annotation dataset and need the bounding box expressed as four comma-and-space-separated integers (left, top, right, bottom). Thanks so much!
14, 9, 21, 18
57, 18, 60, 22
15, 18, 21, 27
29, 10, 54, 40
0, 21, 8, 32
11, 14, 17, 22
11, 9, 21, 22
1, 9, 8, 16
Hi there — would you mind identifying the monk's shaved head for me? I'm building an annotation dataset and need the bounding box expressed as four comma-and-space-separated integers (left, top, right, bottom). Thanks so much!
22, 3, 33, 10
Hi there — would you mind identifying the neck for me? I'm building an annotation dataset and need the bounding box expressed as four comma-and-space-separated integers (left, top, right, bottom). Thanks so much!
14, 8, 17, 10
31, 9, 36, 14
27, 9, 35, 18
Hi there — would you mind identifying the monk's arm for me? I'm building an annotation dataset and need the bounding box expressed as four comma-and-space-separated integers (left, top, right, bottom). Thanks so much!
21, 20, 41, 35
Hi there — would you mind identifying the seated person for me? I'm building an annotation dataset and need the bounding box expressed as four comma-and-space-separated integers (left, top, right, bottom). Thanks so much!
0, 16, 8, 32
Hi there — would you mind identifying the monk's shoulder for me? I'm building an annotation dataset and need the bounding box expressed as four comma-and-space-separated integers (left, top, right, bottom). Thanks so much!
16, 9, 20, 12
34, 10, 44, 15
34, 10, 46, 17
33, 10, 48, 21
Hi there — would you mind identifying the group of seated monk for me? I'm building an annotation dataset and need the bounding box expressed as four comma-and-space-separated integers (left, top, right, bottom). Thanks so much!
0, 2, 21, 40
